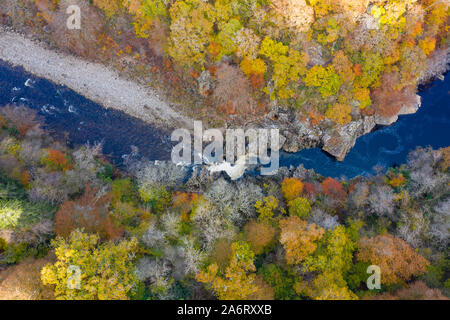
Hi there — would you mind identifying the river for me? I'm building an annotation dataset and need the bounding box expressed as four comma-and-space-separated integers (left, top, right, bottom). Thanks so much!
0, 60, 449, 178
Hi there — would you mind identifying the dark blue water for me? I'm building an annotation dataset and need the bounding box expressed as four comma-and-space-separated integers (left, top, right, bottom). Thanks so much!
0, 61, 173, 164
0, 60, 449, 177
280, 76, 450, 178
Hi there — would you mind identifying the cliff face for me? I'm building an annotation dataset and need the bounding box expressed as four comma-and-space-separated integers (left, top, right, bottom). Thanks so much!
249, 94, 423, 161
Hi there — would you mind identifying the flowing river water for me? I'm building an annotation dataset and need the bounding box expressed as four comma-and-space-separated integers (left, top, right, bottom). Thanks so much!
0, 60, 449, 178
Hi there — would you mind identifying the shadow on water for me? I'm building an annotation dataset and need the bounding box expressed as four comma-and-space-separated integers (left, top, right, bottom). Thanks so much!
0, 61, 174, 166
0, 60, 449, 178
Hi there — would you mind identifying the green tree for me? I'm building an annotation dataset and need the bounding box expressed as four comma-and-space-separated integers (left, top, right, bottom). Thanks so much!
287, 197, 311, 218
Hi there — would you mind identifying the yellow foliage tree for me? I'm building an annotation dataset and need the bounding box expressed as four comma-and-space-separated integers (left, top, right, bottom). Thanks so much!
325, 103, 352, 125
279, 216, 324, 264
41, 230, 138, 300
196, 242, 259, 300
167, 0, 216, 66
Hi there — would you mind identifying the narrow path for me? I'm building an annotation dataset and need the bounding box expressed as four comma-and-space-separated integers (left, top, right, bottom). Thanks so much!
0, 26, 193, 129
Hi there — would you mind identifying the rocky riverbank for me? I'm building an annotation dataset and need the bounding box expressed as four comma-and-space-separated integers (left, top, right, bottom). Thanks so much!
0, 26, 192, 130
250, 93, 422, 161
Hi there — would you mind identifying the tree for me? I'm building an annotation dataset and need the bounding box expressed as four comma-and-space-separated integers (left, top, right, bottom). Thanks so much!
279, 216, 324, 265
215, 18, 242, 58
41, 230, 138, 300
235, 28, 261, 59
40, 149, 72, 172
281, 177, 304, 202
0, 104, 41, 137
259, 37, 309, 99
196, 241, 259, 300
303, 225, 356, 275
371, 72, 419, 119
325, 103, 352, 125
287, 197, 311, 218
304, 65, 342, 98
167, 0, 215, 66
354, 51, 385, 89
0, 257, 54, 300
93, 0, 123, 18
243, 220, 276, 255
419, 37, 436, 56
296, 272, 358, 300
269, 0, 315, 33
254, 196, 279, 225
260, 264, 297, 300
321, 177, 346, 201
212, 63, 256, 118
54, 185, 123, 240
357, 234, 430, 285
370, 281, 448, 300
368, 185, 395, 217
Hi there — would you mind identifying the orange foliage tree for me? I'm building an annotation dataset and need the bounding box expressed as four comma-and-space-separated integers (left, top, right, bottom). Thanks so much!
243, 220, 276, 255
41, 149, 72, 172
281, 177, 304, 202
357, 234, 430, 285
54, 185, 122, 240
321, 177, 346, 201
279, 216, 325, 264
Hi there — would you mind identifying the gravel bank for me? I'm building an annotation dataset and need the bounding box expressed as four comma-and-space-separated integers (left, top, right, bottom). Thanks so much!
0, 26, 193, 129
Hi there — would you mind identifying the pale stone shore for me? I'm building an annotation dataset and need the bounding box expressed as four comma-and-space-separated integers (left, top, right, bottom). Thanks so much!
0, 26, 193, 129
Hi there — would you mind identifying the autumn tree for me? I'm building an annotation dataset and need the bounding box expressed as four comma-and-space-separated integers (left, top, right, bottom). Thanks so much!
370, 281, 448, 300
321, 177, 346, 201
259, 37, 309, 100
212, 63, 256, 118
0, 257, 54, 300
325, 103, 352, 125
357, 234, 430, 285
41, 230, 138, 300
279, 216, 324, 265
281, 177, 304, 202
287, 197, 311, 218
304, 65, 342, 98
93, 0, 123, 18
295, 272, 358, 300
303, 225, 356, 275
167, 0, 215, 66
196, 241, 259, 300
243, 220, 276, 255
49, 0, 105, 59
254, 196, 279, 225
0, 104, 42, 137
54, 185, 123, 240
269, 0, 315, 33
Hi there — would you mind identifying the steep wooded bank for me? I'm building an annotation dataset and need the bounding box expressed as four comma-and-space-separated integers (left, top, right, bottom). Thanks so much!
0, 0, 448, 160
